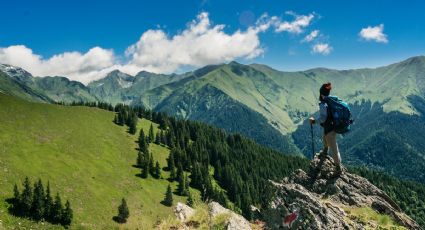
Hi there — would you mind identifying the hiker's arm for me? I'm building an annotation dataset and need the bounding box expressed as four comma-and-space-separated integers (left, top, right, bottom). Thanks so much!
318, 103, 328, 124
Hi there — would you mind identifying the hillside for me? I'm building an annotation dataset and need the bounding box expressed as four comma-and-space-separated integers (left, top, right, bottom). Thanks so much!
0, 93, 193, 229
1, 93, 425, 229
0, 67, 52, 103
0, 64, 96, 103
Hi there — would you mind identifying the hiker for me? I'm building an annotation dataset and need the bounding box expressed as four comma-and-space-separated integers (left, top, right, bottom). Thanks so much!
309, 82, 342, 174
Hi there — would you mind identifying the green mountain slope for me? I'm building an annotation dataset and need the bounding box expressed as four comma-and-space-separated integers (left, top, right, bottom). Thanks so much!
0, 64, 97, 103
131, 57, 425, 154
33, 76, 98, 103
87, 70, 135, 105
87, 65, 224, 106
0, 67, 52, 103
155, 84, 299, 154
0, 93, 191, 229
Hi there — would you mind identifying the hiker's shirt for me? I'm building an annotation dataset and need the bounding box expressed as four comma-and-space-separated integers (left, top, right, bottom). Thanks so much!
318, 101, 333, 134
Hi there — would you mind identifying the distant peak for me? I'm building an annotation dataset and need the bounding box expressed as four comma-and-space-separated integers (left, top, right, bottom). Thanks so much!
107, 69, 124, 75
228, 60, 242, 66
105, 70, 132, 79
403, 55, 425, 64
135, 70, 157, 78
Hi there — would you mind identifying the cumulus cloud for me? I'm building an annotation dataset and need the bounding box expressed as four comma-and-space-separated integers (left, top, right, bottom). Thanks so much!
274, 11, 315, 34
359, 24, 388, 43
312, 43, 332, 55
0, 45, 116, 83
302, 30, 320, 43
123, 12, 264, 74
0, 11, 317, 83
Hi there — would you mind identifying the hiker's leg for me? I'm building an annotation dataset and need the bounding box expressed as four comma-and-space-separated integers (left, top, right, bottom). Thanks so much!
325, 131, 341, 167
320, 132, 328, 155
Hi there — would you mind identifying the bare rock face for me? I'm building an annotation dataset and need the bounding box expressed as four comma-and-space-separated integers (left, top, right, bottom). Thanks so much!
264, 155, 420, 230
172, 202, 251, 230
174, 202, 195, 222
208, 202, 252, 230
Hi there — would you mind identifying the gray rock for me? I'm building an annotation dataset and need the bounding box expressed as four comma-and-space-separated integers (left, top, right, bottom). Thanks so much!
208, 202, 252, 230
265, 154, 420, 230
174, 202, 195, 222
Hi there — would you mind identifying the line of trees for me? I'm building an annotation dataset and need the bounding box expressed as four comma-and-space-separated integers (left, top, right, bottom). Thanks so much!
10, 177, 73, 227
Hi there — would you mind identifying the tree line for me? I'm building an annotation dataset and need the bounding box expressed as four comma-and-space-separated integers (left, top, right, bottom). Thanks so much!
10, 177, 73, 227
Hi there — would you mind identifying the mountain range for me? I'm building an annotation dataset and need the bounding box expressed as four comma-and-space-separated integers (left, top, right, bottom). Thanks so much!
1, 56, 425, 183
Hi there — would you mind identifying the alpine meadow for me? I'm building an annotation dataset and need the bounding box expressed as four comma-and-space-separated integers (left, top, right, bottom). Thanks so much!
1, 0, 425, 229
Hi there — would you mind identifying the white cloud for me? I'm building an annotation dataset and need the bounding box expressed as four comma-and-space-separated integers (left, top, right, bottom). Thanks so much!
123, 12, 264, 74
359, 24, 388, 43
312, 43, 332, 55
0, 45, 116, 84
302, 30, 320, 42
275, 11, 315, 34
0, 11, 318, 84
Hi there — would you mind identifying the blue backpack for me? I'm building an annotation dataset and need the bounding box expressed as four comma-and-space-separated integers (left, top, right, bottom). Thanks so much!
325, 96, 353, 134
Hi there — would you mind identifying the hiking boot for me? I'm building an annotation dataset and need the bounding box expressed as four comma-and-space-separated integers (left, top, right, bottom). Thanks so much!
335, 165, 343, 176
318, 148, 328, 158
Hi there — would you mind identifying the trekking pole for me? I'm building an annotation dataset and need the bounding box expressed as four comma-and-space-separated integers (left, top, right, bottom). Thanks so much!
310, 123, 315, 159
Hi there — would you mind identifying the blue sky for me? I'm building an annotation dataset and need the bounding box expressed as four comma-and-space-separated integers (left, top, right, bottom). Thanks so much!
1, 0, 424, 83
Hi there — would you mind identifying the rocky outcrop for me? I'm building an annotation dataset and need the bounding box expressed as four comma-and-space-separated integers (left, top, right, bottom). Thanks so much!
265, 154, 420, 230
174, 202, 195, 222
208, 202, 252, 230
171, 202, 252, 230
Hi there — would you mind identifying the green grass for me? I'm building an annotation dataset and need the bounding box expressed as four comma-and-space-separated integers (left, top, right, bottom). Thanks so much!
344, 207, 407, 230
0, 93, 199, 229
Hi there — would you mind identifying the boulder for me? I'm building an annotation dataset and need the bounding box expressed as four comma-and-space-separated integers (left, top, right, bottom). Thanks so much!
208, 202, 252, 230
174, 202, 195, 222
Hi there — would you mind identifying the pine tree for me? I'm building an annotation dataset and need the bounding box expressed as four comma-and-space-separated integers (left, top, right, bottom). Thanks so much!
141, 152, 149, 178
117, 111, 125, 126
149, 153, 155, 176
117, 198, 129, 223
177, 172, 186, 196
45, 182, 53, 222
186, 191, 194, 207
148, 124, 154, 143
163, 184, 173, 207
13, 184, 21, 214
154, 161, 161, 179
136, 152, 144, 168
184, 174, 190, 196
129, 113, 138, 135
176, 163, 183, 182
155, 132, 161, 144
52, 193, 63, 224
61, 200, 73, 226
138, 129, 148, 154
167, 151, 176, 180
21, 177, 33, 216
31, 179, 45, 220
161, 130, 167, 146
113, 114, 118, 124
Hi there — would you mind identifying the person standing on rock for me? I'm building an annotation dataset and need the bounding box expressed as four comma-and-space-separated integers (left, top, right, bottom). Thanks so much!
309, 82, 342, 174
